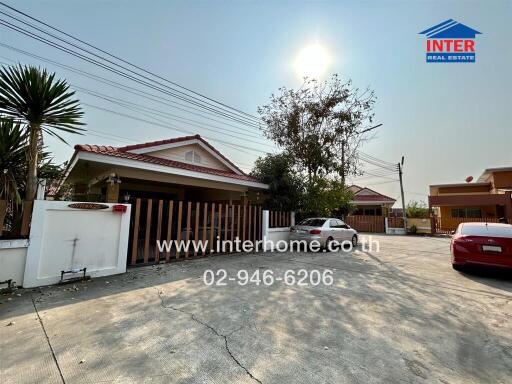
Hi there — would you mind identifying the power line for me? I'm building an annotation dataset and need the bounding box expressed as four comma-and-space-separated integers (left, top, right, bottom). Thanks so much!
81, 102, 269, 156
0, 16, 263, 129
0, 1, 260, 122
0, 43, 265, 136
0, 45, 275, 154
360, 168, 398, 177
0, 9, 403, 176
0, 3, 262, 124
358, 151, 396, 167
0, 31, 401, 174
0, 44, 398, 171
72, 88, 277, 153
357, 154, 398, 171
1, 47, 395, 175
73, 86, 271, 143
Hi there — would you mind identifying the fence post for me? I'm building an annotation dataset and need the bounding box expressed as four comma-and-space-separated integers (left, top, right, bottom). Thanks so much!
384, 217, 389, 234
290, 211, 295, 226
36, 179, 46, 200
262, 210, 269, 240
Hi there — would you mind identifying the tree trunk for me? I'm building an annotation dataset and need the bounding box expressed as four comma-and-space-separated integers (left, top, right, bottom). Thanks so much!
26, 125, 39, 201
341, 139, 346, 185
0, 199, 6, 235
21, 124, 39, 236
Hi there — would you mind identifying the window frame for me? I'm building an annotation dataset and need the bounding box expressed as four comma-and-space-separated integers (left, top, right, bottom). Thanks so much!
185, 150, 202, 164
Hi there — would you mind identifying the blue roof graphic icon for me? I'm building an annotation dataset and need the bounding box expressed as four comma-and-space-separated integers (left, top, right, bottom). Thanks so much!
419, 19, 481, 38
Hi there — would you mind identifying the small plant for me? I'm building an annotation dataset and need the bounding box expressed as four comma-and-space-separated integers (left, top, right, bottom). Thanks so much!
409, 225, 418, 235
406, 200, 429, 218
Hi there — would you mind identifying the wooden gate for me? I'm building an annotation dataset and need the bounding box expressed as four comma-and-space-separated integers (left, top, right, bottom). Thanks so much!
345, 215, 385, 233
128, 199, 263, 266
387, 217, 405, 229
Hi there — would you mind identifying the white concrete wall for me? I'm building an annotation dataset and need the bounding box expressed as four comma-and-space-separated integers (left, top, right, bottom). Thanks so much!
266, 228, 291, 243
23, 201, 131, 288
385, 217, 407, 235
262, 210, 295, 245
0, 239, 28, 286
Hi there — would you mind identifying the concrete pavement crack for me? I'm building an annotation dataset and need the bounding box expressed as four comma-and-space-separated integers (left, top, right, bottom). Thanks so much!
155, 288, 262, 384
31, 296, 66, 384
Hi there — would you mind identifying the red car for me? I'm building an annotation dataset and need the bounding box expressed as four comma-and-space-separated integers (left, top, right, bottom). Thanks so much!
451, 222, 512, 271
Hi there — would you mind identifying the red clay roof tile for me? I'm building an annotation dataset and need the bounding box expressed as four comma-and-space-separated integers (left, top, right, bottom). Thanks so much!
74, 135, 259, 182
352, 194, 395, 202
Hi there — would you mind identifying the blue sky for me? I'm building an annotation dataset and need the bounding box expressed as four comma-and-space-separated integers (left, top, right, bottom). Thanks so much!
1, 0, 511, 204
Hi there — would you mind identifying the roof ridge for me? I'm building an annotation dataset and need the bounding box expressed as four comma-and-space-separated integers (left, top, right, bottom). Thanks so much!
116, 134, 200, 152
354, 186, 395, 201
75, 134, 247, 176
116, 134, 246, 176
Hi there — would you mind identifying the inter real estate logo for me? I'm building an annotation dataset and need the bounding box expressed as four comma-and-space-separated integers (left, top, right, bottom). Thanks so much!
419, 19, 481, 63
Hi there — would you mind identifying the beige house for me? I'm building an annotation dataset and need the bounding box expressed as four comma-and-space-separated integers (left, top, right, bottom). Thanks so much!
429, 166, 512, 232
347, 185, 396, 216
61, 134, 268, 204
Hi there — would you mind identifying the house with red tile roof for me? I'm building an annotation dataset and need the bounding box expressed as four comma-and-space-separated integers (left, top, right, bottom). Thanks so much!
61, 134, 268, 204
347, 185, 396, 216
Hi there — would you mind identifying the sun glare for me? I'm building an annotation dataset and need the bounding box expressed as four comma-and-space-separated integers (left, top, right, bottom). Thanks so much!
294, 42, 331, 80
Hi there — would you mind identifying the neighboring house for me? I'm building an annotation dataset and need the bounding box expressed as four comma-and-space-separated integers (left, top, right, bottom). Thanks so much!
61, 134, 268, 204
429, 167, 512, 231
347, 185, 396, 216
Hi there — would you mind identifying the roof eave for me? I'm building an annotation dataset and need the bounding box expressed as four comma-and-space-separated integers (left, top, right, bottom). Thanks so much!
429, 182, 491, 188
70, 151, 269, 189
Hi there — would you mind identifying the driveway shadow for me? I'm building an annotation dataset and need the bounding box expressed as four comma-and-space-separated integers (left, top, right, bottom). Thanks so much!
455, 266, 512, 293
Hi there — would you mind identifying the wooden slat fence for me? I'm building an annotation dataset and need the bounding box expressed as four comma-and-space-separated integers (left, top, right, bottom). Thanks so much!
387, 217, 405, 229
128, 199, 263, 266
268, 211, 292, 228
432, 216, 511, 234
345, 215, 385, 233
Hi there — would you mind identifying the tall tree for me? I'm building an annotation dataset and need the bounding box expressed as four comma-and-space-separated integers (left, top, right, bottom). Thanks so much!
258, 75, 376, 183
301, 176, 354, 218
251, 153, 303, 211
0, 64, 84, 234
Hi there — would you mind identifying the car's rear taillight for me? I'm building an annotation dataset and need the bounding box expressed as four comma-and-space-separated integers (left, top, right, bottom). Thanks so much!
309, 229, 321, 235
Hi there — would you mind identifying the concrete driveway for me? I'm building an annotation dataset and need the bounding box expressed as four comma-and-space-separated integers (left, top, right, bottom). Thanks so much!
1, 235, 512, 383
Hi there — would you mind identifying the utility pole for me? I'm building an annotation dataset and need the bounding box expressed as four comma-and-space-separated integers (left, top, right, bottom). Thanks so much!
398, 156, 407, 231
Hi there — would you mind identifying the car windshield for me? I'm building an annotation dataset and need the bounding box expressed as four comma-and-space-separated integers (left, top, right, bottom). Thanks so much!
461, 224, 512, 238
299, 218, 326, 227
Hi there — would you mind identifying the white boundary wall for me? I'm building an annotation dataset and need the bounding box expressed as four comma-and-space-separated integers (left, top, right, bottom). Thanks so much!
23, 200, 131, 288
262, 210, 295, 244
0, 239, 28, 286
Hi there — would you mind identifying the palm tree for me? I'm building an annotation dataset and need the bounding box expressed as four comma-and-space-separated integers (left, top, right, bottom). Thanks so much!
0, 118, 26, 233
0, 64, 84, 234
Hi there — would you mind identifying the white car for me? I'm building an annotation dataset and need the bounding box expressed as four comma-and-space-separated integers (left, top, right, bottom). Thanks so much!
289, 217, 358, 249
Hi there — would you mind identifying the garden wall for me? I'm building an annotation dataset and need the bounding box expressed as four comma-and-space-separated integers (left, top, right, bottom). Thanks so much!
23, 200, 131, 288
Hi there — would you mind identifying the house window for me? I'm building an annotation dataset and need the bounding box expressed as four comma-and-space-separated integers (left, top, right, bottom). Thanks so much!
185, 150, 201, 164
451, 208, 482, 218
